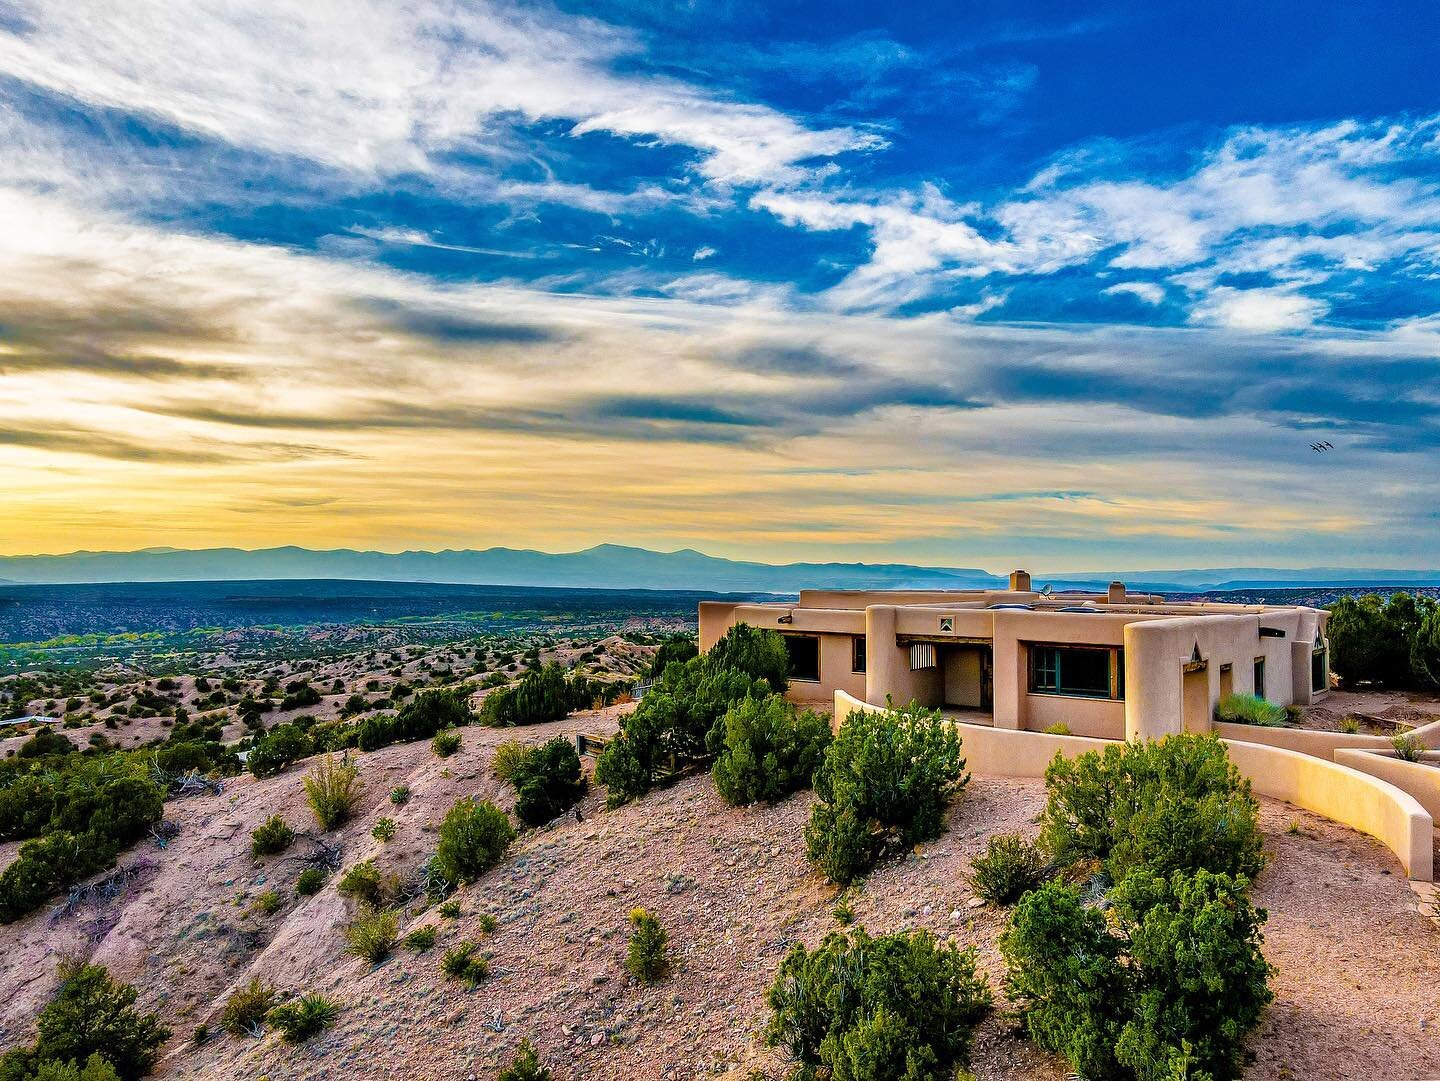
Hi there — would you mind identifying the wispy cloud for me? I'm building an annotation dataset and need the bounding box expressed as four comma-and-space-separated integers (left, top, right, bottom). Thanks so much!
0, 0, 880, 186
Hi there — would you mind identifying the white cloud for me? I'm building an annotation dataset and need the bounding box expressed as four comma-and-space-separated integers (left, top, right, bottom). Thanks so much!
751, 115, 1440, 316
1187, 286, 1329, 332
1103, 281, 1165, 305
692, 245, 717, 262
0, 0, 879, 185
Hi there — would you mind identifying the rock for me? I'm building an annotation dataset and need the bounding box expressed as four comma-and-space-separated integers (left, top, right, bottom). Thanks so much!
949, 909, 964, 921
966, 897, 986, 909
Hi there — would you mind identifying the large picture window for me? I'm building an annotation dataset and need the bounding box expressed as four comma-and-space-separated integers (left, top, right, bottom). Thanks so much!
784, 634, 821, 682
1029, 644, 1123, 700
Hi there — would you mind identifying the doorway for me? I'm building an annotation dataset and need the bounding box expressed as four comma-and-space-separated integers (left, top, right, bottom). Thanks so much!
1181, 664, 1210, 734
943, 645, 993, 711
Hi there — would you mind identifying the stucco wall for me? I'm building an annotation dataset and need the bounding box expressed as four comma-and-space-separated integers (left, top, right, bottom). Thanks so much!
1223, 738, 1432, 882
1335, 748, 1440, 823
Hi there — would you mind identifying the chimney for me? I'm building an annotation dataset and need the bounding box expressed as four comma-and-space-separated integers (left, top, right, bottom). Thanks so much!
1108, 581, 1127, 604
1009, 570, 1031, 592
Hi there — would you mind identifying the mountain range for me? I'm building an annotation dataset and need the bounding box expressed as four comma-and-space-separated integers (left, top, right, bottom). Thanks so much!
2, 544, 1439, 594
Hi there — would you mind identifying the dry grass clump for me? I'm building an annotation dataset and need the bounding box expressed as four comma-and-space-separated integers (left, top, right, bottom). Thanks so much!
305, 754, 363, 830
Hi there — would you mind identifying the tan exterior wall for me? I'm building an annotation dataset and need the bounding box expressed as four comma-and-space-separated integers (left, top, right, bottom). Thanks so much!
1223, 738, 1432, 881
1211, 722, 1398, 757
1335, 749, 1440, 823
702, 588, 1329, 744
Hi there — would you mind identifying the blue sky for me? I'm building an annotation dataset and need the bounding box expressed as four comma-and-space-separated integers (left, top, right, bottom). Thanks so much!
1, 0, 1438, 569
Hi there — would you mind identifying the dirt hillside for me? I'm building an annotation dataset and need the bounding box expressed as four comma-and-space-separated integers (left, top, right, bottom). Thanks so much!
2, 711, 1439, 1080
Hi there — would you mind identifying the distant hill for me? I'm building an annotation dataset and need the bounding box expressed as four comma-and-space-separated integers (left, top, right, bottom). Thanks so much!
1, 543, 1438, 593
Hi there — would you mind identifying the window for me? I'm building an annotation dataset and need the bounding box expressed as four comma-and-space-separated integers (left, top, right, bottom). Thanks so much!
1029, 644, 1123, 700
1311, 647, 1328, 693
851, 636, 867, 673
1253, 657, 1266, 700
784, 634, 820, 682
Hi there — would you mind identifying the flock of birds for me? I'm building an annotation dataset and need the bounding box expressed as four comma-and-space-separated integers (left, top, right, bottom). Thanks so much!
1309, 440, 1334, 453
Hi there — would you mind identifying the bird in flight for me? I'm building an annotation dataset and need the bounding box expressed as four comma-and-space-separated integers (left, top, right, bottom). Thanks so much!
1310, 440, 1334, 453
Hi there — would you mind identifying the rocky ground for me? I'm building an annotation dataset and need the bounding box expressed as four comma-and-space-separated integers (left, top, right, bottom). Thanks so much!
3, 705, 1438, 1081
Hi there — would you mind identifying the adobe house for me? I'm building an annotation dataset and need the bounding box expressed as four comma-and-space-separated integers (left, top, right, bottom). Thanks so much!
699, 570, 1330, 742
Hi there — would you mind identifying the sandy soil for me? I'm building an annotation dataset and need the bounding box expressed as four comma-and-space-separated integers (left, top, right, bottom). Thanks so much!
1295, 688, 1440, 733
3, 716, 1436, 1081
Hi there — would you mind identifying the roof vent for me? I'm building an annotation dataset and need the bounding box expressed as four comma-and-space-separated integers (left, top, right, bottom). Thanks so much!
1009, 569, 1032, 592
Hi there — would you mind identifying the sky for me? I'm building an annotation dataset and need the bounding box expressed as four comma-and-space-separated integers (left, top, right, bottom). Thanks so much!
1, 0, 1439, 571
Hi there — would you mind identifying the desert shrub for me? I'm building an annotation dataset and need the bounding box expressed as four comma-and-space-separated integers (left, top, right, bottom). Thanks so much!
265, 994, 338, 1043
371, 817, 397, 842
220, 977, 278, 1036
8, 1053, 123, 1081
649, 634, 699, 677
404, 926, 437, 951
389, 784, 411, 806
1040, 722, 1071, 735
0, 962, 168, 1081
251, 888, 282, 916
1038, 734, 1264, 882
1214, 692, 1287, 726
358, 689, 473, 751
703, 622, 790, 693
1338, 714, 1362, 734
491, 740, 529, 782
309, 720, 360, 753
18, 730, 74, 759
250, 815, 295, 857
296, 868, 325, 896
477, 912, 498, 933
437, 900, 461, 919
344, 908, 399, 963
496, 1038, 552, 1081
803, 703, 967, 884
508, 737, 585, 826
595, 657, 772, 807
624, 907, 669, 983
303, 755, 363, 831
1328, 592, 1440, 688
1393, 731, 1425, 762
246, 724, 313, 778
997, 880, 1126, 1079
1413, 604, 1440, 688
479, 664, 585, 727
433, 798, 514, 885
440, 942, 490, 986
0, 832, 109, 923
280, 684, 322, 711
431, 730, 461, 758
337, 860, 397, 908
1001, 869, 1272, 1081
49, 776, 163, 851
969, 833, 1047, 905
765, 926, 992, 1081
711, 694, 831, 806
